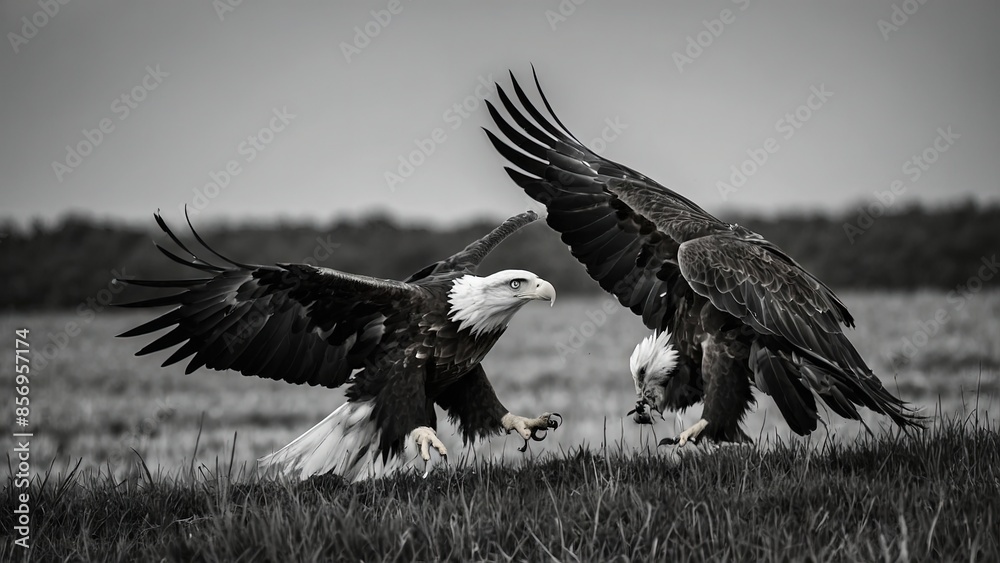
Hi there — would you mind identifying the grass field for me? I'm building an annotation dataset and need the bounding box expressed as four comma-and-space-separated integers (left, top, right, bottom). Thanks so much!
1, 419, 998, 561
2, 291, 999, 560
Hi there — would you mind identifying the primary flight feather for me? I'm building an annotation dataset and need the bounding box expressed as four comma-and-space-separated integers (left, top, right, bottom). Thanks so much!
485, 69, 922, 445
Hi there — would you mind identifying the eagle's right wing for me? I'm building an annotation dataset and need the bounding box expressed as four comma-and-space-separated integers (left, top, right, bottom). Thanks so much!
116, 212, 424, 388
403, 211, 539, 282
670, 233, 918, 427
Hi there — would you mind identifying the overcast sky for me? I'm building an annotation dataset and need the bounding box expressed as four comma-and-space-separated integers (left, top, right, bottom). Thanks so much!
2, 0, 998, 227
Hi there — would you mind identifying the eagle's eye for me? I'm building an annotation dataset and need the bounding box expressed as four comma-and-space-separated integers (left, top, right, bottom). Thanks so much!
638, 367, 646, 377
509, 279, 522, 290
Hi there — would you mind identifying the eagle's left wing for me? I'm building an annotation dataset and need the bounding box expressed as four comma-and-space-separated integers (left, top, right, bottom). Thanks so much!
116, 211, 424, 388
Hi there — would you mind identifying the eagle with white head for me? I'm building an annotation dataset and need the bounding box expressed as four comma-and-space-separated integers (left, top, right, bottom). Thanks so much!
116, 210, 559, 481
487, 70, 922, 446
628, 331, 680, 425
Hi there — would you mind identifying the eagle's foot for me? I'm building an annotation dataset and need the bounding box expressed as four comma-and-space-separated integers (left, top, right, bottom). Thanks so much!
410, 426, 447, 462
502, 412, 562, 452
658, 418, 708, 447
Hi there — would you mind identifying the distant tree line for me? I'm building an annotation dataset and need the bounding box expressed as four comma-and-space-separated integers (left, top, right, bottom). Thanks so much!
1, 201, 997, 311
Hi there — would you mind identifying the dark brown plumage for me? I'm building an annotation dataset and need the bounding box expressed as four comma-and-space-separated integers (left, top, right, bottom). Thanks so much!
486, 69, 922, 444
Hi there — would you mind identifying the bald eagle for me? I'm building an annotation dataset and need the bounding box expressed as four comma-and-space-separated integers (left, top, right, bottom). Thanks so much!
116, 210, 559, 480
485, 71, 922, 445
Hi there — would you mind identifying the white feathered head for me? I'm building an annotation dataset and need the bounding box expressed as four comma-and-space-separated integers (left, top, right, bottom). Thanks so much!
448, 270, 556, 337
629, 331, 679, 423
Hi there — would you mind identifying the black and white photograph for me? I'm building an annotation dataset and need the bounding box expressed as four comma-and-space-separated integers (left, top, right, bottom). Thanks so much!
2, 1, 999, 560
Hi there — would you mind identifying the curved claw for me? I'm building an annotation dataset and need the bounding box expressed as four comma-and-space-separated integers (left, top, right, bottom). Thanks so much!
518, 416, 561, 452
547, 412, 562, 429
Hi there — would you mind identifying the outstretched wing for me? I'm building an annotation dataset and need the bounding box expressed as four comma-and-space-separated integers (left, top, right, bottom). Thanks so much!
485, 70, 727, 330
116, 211, 425, 388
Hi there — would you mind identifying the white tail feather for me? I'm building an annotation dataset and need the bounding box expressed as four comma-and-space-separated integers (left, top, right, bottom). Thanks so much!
258, 400, 413, 482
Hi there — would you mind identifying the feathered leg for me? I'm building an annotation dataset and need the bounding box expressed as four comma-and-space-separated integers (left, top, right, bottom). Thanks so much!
665, 330, 754, 447
436, 365, 561, 452
698, 330, 755, 443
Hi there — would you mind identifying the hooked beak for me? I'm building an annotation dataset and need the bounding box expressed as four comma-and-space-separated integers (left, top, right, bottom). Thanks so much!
524, 278, 556, 306
628, 399, 655, 425
630, 393, 668, 425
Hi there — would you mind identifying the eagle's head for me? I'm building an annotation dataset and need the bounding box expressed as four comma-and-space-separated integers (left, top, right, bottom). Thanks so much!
448, 269, 556, 336
628, 331, 679, 424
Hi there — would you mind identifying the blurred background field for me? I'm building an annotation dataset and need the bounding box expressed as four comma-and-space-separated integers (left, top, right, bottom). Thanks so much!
2, 290, 997, 478
2, 203, 999, 310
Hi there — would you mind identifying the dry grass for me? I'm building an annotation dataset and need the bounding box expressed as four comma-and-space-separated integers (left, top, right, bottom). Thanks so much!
2, 416, 998, 562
